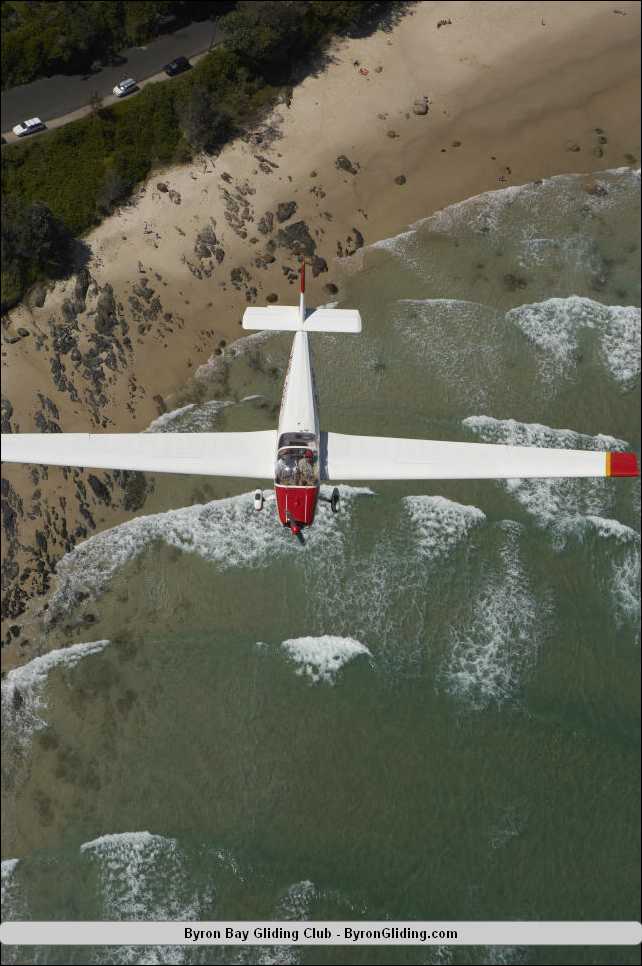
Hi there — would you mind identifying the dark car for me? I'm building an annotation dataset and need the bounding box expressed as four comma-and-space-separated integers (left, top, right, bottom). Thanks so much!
163, 56, 191, 77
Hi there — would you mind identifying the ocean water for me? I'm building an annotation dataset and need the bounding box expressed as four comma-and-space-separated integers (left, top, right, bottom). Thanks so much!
1, 169, 640, 966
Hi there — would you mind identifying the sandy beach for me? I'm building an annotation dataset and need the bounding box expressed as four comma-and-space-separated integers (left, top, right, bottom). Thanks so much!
2, 0, 640, 669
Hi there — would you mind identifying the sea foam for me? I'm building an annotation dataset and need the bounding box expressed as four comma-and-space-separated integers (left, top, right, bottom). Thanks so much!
463, 414, 626, 451
79, 831, 216, 965
583, 517, 641, 631
145, 399, 233, 433
463, 416, 628, 538
196, 329, 275, 380
1, 858, 20, 907
507, 296, 640, 385
463, 417, 639, 629
439, 522, 548, 709
1, 640, 110, 739
372, 167, 640, 256
403, 495, 486, 561
280, 635, 372, 684
46, 487, 373, 623
393, 298, 501, 406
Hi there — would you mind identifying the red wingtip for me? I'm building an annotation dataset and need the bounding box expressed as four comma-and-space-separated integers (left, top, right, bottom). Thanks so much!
608, 452, 639, 477
300, 261, 305, 294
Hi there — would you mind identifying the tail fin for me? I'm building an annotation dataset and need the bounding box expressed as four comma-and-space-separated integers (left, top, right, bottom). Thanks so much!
242, 258, 362, 332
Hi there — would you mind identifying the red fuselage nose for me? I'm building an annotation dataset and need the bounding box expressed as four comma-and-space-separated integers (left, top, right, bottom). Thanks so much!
275, 485, 319, 528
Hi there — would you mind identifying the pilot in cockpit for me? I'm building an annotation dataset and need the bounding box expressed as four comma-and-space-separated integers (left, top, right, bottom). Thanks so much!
276, 449, 316, 486
297, 449, 316, 485
276, 453, 296, 484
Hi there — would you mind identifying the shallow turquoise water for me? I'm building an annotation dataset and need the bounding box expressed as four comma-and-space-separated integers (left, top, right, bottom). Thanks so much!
2, 168, 640, 966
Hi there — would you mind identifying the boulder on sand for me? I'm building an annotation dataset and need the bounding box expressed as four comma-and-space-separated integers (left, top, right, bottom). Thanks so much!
276, 201, 298, 223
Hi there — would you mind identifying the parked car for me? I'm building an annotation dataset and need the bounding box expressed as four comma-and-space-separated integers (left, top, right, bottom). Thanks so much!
113, 78, 137, 98
12, 117, 45, 137
163, 56, 191, 77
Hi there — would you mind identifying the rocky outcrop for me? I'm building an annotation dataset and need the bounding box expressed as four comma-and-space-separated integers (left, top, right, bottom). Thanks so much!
276, 201, 297, 223
335, 155, 359, 175
95, 284, 117, 335
276, 221, 316, 257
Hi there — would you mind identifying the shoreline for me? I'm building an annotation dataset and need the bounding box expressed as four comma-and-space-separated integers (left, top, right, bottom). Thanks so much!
2, 0, 640, 669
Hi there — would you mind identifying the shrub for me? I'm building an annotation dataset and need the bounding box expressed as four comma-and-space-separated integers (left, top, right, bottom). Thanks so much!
219, 1, 307, 81
1, 198, 75, 311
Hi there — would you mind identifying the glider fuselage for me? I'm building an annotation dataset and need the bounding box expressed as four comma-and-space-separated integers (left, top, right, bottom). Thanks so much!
273, 328, 321, 531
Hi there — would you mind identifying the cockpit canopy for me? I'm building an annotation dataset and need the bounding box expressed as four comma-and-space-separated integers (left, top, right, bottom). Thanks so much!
278, 432, 316, 449
275, 434, 319, 487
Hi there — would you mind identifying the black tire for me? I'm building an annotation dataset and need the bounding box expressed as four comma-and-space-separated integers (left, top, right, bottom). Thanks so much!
330, 488, 340, 513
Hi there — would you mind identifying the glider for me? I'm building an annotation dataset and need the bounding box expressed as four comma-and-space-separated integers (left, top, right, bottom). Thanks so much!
1, 263, 638, 536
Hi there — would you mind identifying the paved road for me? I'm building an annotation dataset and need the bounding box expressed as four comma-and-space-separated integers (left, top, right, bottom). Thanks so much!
2, 19, 220, 136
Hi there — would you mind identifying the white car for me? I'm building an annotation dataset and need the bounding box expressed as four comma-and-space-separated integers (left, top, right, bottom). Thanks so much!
113, 78, 137, 98
12, 117, 45, 137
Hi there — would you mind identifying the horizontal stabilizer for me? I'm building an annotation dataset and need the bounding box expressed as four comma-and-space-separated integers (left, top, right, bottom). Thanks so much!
304, 308, 362, 333
323, 432, 639, 481
1, 431, 277, 479
242, 306, 300, 330
242, 306, 362, 332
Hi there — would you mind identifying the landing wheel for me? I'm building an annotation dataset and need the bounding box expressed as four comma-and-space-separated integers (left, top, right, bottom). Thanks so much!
330, 487, 340, 514
253, 489, 263, 511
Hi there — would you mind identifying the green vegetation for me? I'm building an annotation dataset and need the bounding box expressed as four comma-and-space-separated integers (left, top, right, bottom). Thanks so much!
1, 1, 392, 310
1, 198, 75, 309
1, 1, 226, 90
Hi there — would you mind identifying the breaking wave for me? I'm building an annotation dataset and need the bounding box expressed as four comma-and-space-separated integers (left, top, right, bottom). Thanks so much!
439, 522, 549, 709
403, 495, 486, 561
78, 831, 232, 965
196, 329, 275, 380
1, 858, 20, 909
507, 296, 640, 385
583, 517, 641, 632
463, 416, 630, 539
45, 487, 373, 623
280, 635, 372, 684
80, 831, 207, 920
145, 399, 233, 433
1, 640, 110, 741
370, 166, 640, 256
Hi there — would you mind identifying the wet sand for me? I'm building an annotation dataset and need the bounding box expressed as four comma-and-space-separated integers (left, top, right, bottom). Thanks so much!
2, 0, 640, 668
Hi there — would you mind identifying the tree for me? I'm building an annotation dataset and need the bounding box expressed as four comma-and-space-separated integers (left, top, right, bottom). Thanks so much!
1, 199, 75, 311
124, 1, 172, 45
219, 1, 307, 80
179, 84, 232, 152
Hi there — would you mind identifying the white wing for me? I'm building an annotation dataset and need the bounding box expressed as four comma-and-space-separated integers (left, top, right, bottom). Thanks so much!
1, 432, 277, 479
2, 431, 636, 481
323, 433, 638, 480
